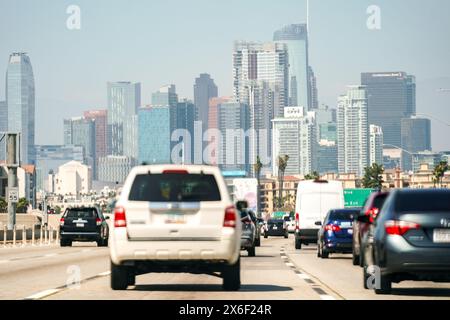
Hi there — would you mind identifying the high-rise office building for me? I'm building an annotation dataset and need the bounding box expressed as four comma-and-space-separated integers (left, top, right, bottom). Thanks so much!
273, 24, 309, 108
361, 72, 416, 147
369, 125, 384, 166
34, 145, 84, 191
401, 117, 432, 171
84, 110, 108, 179
0, 101, 7, 161
107, 82, 141, 159
317, 140, 338, 174
98, 155, 135, 183
63, 117, 96, 174
319, 123, 337, 143
6, 53, 35, 164
173, 100, 195, 164
194, 74, 218, 132
207, 97, 232, 165
138, 106, 171, 165
308, 67, 319, 109
272, 107, 316, 176
412, 151, 442, 172
217, 101, 250, 172
337, 86, 369, 177
152, 84, 178, 107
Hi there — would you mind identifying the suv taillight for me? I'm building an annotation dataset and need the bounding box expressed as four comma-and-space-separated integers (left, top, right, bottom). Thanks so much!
96, 218, 102, 226
114, 207, 127, 228
385, 220, 420, 236
60, 218, 65, 226
224, 206, 237, 228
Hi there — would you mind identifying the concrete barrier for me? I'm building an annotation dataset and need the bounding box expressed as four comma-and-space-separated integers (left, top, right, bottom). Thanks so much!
0, 225, 58, 243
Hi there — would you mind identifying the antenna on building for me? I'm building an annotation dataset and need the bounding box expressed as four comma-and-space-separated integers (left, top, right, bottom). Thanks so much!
307, 0, 310, 36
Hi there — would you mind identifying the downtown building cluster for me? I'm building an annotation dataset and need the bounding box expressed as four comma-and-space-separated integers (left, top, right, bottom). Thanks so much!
0, 24, 447, 201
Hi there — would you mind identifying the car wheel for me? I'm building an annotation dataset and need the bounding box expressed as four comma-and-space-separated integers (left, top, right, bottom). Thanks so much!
284, 233, 289, 239
222, 258, 241, 291
60, 239, 68, 247
255, 237, 261, 247
317, 244, 322, 258
295, 239, 302, 250
374, 274, 392, 295
352, 253, 360, 266
363, 266, 370, 289
111, 261, 129, 290
247, 246, 256, 257
127, 272, 136, 286
321, 243, 329, 259
264, 234, 268, 239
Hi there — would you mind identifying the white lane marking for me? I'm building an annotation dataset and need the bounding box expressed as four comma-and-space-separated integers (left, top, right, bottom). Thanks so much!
25, 289, 62, 300
285, 262, 295, 267
298, 273, 311, 280
44, 253, 57, 258
320, 295, 336, 300
97, 271, 111, 277
82, 249, 92, 253
0, 260, 9, 264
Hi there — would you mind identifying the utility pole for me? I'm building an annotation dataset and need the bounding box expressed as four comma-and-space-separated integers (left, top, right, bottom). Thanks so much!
6, 133, 20, 231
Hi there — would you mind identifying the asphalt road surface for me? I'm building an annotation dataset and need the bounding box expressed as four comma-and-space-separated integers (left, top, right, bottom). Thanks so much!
1, 235, 450, 300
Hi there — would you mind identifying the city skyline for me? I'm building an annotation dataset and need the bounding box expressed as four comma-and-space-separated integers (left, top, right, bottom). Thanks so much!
0, 0, 449, 150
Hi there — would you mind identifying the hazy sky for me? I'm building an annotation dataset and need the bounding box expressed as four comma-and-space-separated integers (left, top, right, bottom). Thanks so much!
0, 0, 449, 150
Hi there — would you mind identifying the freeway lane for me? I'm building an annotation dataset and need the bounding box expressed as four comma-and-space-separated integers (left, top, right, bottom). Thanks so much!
1, 235, 449, 300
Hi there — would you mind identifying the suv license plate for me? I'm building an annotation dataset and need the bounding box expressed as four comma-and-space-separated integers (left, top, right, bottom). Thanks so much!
76, 223, 84, 228
433, 229, 450, 243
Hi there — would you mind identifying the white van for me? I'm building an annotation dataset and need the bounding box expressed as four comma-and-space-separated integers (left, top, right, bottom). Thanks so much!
294, 180, 345, 249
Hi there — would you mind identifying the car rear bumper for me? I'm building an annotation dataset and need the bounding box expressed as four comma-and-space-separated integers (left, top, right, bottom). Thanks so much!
295, 229, 319, 243
324, 240, 353, 253
265, 229, 287, 236
383, 236, 450, 276
110, 228, 240, 266
60, 231, 101, 241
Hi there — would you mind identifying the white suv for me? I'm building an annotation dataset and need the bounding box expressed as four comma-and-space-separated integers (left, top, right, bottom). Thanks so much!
109, 165, 242, 291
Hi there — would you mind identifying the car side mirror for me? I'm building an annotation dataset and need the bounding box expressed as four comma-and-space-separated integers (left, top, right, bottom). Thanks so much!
315, 221, 322, 226
105, 216, 110, 220
357, 215, 371, 224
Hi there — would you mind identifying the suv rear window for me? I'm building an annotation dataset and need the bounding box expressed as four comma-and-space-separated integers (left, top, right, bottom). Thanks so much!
65, 208, 97, 219
396, 192, 450, 212
328, 210, 359, 221
129, 173, 222, 202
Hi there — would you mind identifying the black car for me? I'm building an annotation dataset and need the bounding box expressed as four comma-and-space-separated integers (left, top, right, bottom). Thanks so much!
264, 219, 288, 238
60, 207, 110, 247
362, 189, 450, 294
247, 210, 261, 247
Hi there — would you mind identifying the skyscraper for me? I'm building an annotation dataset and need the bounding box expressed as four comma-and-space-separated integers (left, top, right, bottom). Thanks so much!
152, 84, 178, 107
308, 67, 319, 109
361, 72, 416, 147
84, 110, 108, 179
217, 101, 250, 172
0, 101, 7, 161
6, 53, 35, 164
173, 100, 195, 164
337, 86, 369, 177
272, 107, 316, 176
369, 125, 384, 166
401, 117, 432, 171
207, 97, 232, 165
63, 117, 96, 175
273, 24, 309, 108
107, 82, 141, 159
194, 74, 218, 133
138, 106, 171, 165
233, 41, 289, 172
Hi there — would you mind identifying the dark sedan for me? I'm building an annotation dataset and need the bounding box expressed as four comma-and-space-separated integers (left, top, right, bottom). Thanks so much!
362, 189, 450, 294
264, 219, 288, 238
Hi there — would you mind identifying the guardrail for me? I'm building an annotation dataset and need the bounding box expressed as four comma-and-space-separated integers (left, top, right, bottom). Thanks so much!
0, 224, 59, 248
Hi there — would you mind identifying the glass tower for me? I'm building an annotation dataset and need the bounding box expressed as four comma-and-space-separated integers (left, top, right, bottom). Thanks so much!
274, 24, 310, 109
0, 101, 7, 161
107, 82, 141, 159
6, 53, 35, 164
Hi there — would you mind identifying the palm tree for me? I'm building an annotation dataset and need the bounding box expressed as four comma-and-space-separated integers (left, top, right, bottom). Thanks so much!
253, 156, 263, 217
433, 161, 449, 188
277, 155, 289, 210
362, 163, 385, 190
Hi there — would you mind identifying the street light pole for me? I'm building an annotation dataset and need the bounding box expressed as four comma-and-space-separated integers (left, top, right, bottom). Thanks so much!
6, 133, 19, 231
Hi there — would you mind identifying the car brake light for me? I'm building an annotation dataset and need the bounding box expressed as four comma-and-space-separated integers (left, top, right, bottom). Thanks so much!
162, 169, 188, 174
325, 224, 341, 232
295, 212, 300, 230
224, 206, 237, 228
114, 207, 127, 228
96, 218, 102, 226
385, 220, 420, 236
60, 218, 65, 226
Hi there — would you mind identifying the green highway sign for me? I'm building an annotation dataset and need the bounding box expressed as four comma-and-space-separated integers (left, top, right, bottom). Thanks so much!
272, 211, 288, 219
344, 189, 374, 208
